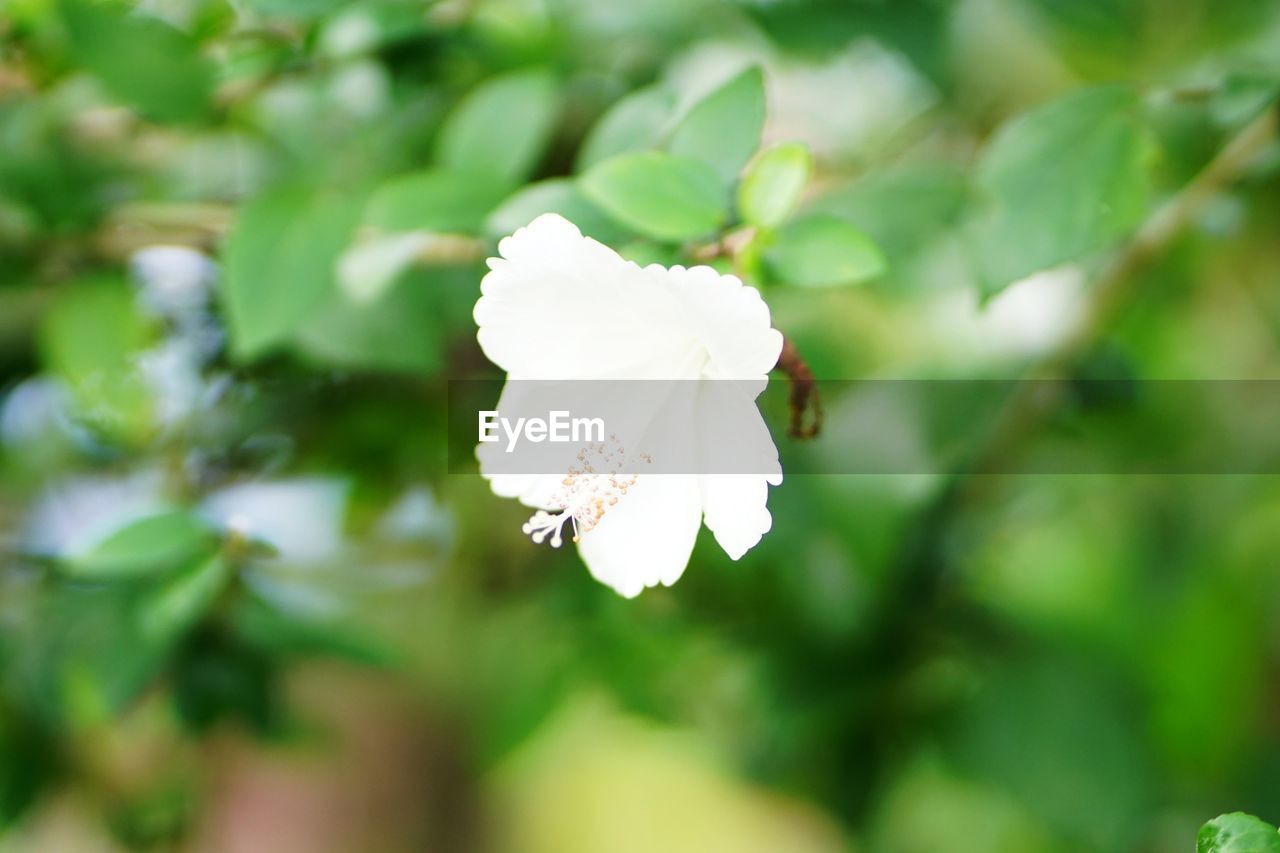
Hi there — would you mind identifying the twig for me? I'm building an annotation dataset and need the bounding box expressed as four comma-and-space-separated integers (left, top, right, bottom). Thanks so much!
774, 335, 822, 439
90, 204, 490, 266
689, 226, 756, 263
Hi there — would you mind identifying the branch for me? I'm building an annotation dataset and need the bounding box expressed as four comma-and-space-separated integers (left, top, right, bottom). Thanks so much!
91, 204, 489, 266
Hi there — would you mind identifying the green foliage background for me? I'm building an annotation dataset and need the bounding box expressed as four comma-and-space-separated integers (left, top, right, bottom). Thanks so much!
2, 0, 1280, 849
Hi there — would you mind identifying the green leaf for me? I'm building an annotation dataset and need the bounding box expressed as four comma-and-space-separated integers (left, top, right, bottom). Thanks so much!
230, 593, 394, 666
968, 84, 1151, 296
59, 0, 213, 123
293, 271, 444, 375
485, 178, 626, 244
763, 214, 886, 287
1198, 813, 1280, 853
811, 164, 969, 267
364, 169, 508, 234
617, 241, 681, 268
580, 151, 727, 242
668, 66, 766, 182
39, 278, 153, 441
19, 570, 222, 723
171, 630, 280, 735
138, 555, 230, 644
65, 511, 217, 580
737, 142, 812, 228
947, 657, 1144, 849
0, 710, 55, 827
435, 69, 559, 187
238, 0, 348, 18
318, 3, 430, 57
577, 84, 675, 171
222, 186, 361, 360
1211, 72, 1280, 129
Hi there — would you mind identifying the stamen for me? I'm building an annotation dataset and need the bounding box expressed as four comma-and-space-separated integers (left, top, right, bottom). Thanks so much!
523, 435, 650, 547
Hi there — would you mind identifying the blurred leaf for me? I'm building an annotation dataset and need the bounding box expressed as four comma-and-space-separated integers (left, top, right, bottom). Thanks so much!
1015, 0, 1277, 80
239, 0, 348, 18
1147, 577, 1264, 773
486, 178, 626, 244
668, 66, 766, 182
59, 0, 213, 123
870, 760, 1061, 853
14, 569, 221, 724
138, 554, 230, 644
293, 272, 444, 375
364, 168, 508, 234
39, 278, 153, 441
222, 186, 361, 359
738, 142, 812, 229
435, 69, 559, 187
105, 783, 194, 851
230, 593, 393, 666
1211, 72, 1280, 129
577, 84, 675, 171
1198, 813, 1280, 853
618, 240, 682, 267
811, 164, 969, 267
0, 99, 120, 229
580, 151, 726, 241
968, 84, 1151, 296
1013, 0, 1141, 78
171, 628, 279, 734
742, 0, 950, 85
0, 707, 55, 827
318, 2, 430, 56
64, 511, 217, 580
949, 658, 1145, 850
763, 214, 886, 287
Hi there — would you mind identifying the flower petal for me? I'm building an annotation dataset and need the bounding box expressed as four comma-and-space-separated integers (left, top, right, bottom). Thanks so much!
699, 474, 778, 560
646, 263, 784, 379
695, 381, 781, 560
475, 214, 786, 595
576, 474, 703, 597
474, 214, 697, 380
477, 377, 687, 508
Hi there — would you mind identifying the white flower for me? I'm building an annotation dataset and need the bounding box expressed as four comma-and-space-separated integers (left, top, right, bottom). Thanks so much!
24, 469, 168, 558
129, 245, 216, 319
473, 214, 784, 598
0, 377, 85, 450
199, 478, 350, 564
926, 264, 1085, 361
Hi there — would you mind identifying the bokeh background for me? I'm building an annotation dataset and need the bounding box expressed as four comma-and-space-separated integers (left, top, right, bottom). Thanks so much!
3, 0, 1280, 850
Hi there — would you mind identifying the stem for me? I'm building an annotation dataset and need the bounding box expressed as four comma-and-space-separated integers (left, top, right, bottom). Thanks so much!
91, 204, 490, 265
774, 335, 823, 439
